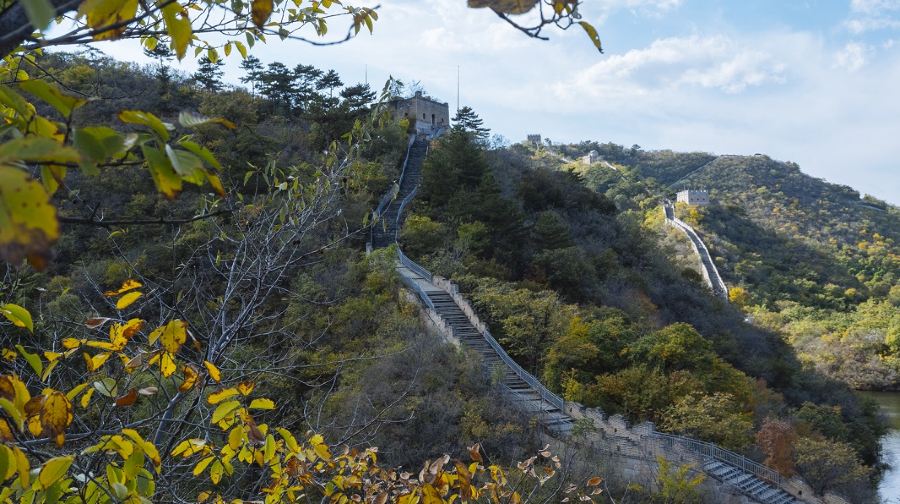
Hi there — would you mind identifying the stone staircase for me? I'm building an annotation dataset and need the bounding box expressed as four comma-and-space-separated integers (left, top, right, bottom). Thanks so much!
703, 460, 800, 504
371, 137, 428, 248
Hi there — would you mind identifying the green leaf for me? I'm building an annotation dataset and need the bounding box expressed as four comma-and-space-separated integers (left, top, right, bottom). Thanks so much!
142, 145, 182, 198
177, 111, 236, 130
73, 126, 126, 175
165, 146, 205, 185
178, 140, 222, 170
93, 377, 118, 398
234, 41, 248, 59
578, 21, 603, 53
119, 110, 171, 141
0, 165, 59, 269
2, 305, 33, 333
38, 456, 74, 489
14, 344, 42, 376
21, 0, 56, 30
18, 80, 86, 117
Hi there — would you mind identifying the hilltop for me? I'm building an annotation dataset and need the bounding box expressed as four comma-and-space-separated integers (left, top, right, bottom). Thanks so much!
563, 142, 900, 390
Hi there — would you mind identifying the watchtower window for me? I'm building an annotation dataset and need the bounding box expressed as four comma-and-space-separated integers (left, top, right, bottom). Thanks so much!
422, 113, 426, 119
431, 113, 435, 125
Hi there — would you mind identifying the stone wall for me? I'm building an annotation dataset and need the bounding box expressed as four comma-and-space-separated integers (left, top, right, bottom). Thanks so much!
390, 92, 450, 132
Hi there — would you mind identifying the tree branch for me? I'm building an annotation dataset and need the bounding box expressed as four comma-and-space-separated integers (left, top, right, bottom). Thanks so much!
59, 208, 233, 228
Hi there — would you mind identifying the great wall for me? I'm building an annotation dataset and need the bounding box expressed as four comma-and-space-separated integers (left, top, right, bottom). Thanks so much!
368, 132, 850, 504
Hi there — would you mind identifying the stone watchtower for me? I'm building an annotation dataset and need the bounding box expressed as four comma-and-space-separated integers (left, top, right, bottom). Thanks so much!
389, 91, 450, 134
676, 189, 710, 206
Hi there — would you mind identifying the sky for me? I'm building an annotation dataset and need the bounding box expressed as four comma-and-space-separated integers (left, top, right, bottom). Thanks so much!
84, 0, 900, 203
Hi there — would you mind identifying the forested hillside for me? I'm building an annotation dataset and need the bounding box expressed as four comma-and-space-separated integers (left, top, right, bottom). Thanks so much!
401, 132, 885, 499
564, 141, 900, 391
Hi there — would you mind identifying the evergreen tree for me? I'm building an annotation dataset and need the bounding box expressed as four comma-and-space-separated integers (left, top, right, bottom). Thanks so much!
293, 64, 323, 111
452, 106, 490, 141
317, 69, 343, 98
143, 45, 174, 111
193, 56, 224, 91
239, 55, 264, 95
259, 62, 295, 112
339, 83, 376, 114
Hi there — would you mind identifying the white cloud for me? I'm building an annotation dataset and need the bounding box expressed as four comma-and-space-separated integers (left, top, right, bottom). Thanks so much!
846, 0, 900, 33
554, 35, 788, 101
834, 42, 870, 71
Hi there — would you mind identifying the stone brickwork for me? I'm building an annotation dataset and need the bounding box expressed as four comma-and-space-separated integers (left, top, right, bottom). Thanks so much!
389, 91, 450, 133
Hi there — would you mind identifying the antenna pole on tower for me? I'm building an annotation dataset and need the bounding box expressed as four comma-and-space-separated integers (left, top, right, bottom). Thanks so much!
456, 65, 460, 113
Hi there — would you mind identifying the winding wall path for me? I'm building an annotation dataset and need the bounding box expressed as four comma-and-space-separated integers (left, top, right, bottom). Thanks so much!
367, 134, 830, 504
664, 201, 729, 300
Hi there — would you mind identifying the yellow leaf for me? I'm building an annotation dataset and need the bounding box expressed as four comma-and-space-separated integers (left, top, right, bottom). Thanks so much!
156, 319, 187, 353
160, 351, 176, 378
193, 455, 215, 476
578, 21, 603, 52
38, 456, 74, 489
62, 338, 84, 349
39, 390, 72, 447
248, 398, 275, 410
0, 166, 58, 269
178, 364, 199, 392
13, 446, 30, 487
212, 400, 241, 424
210, 459, 224, 484
77, 0, 139, 40
84, 352, 111, 372
104, 279, 142, 297
203, 360, 221, 383
160, 3, 192, 59
251, 0, 274, 27
80, 387, 95, 408
115, 291, 142, 310
207, 387, 239, 405
237, 381, 254, 396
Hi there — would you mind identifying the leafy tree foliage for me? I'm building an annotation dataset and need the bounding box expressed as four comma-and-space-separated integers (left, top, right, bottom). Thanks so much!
452, 106, 490, 141
193, 56, 225, 92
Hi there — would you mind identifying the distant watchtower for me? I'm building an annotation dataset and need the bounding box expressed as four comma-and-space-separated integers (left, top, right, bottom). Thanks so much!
676, 189, 710, 206
389, 91, 450, 134
582, 150, 601, 164
526, 134, 542, 147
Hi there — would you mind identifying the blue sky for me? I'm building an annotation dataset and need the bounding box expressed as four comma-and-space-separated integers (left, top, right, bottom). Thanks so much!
90, 0, 900, 203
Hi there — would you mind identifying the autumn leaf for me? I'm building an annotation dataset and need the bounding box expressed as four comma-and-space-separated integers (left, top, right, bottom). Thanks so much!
237, 381, 255, 396
39, 390, 73, 447
248, 398, 275, 410
114, 388, 138, 407
203, 360, 222, 383
251, 0, 274, 28
179, 364, 199, 392
152, 319, 187, 354
160, 351, 177, 377
104, 279, 142, 297
207, 387, 239, 405
0, 166, 59, 269
115, 291, 143, 310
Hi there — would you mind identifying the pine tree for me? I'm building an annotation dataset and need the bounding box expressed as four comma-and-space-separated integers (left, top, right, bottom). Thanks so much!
452, 106, 490, 141
259, 62, 295, 112
339, 83, 376, 114
317, 69, 343, 98
193, 56, 224, 91
239, 55, 264, 96
144, 45, 174, 111
293, 64, 323, 111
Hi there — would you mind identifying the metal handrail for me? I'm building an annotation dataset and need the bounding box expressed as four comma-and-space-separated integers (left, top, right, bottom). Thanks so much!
649, 432, 782, 485
479, 323, 565, 411
398, 247, 433, 283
